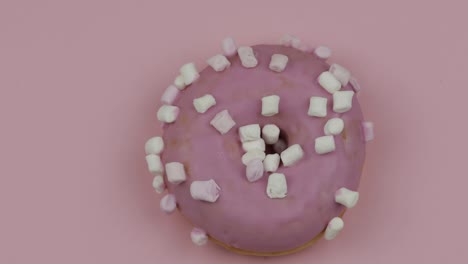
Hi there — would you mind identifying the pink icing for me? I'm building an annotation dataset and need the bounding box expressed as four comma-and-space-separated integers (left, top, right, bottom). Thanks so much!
161, 45, 366, 253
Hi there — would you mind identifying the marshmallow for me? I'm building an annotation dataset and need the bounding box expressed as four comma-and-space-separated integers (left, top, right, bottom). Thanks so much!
261, 95, 280, 116
315, 135, 335, 154
290, 37, 302, 49
324, 118, 344, 136
333, 91, 354, 113
222, 37, 237, 57
160, 194, 177, 214
242, 139, 265, 152
262, 124, 280, 144
330, 64, 351, 86
238, 124, 261, 142
350, 77, 361, 93
146, 154, 164, 175
161, 85, 180, 105
335, 187, 359, 208
237, 46, 258, 68
152, 175, 166, 194
273, 139, 288, 154
157, 105, 180, 123
191, 228, 208, 246
263, 153, 280, 172
308, 96, 328, 117
246, 159, 264, 182
210, 110, 236, 134
269, 54, 289, 72
242, 150, 266, 165
165, 162, 186, 185
193, 94, 216, 113
207, 54, 231, 72
280, 34, 296, 47
314, 46, 332, 59
318, 71, 342, 94
174, 75, 186, 90
362, 121, 374, 142
280, 144, 304, 167
190, 179, 220, 203
324, 217, 344, 240
267, 173, 287, 199
145, 136, 164, 155
180, 62, 200, 85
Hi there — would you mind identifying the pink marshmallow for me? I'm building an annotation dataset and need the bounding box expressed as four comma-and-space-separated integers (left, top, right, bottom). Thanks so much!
237, 46, 258, 68
190, 179, 220, 203
222, 37, 237, 57
161, 85, 180, 105
191, 228, 208, 246
350, 77, 361, 93
160, 194, 176, 214
210, 109, 236, 134
246, 159, 264, 182
314, 46, 332, 59
362, 121, 374, 142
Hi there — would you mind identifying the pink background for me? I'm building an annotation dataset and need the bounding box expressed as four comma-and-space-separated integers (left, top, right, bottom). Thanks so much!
1, 0, 467, 263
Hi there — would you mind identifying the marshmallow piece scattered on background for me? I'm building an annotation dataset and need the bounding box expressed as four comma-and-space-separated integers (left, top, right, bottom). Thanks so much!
362, 121, 374, 142
165, 162, 186, 184
145, 136, 164, 155
193, 94, 216, 113
324, 118, 344, 135
152, 175, 166, 194
207, 54, 231, 72
273, 139, 288, 154
180, 63, 200, 85
210, 110, 236, 134
262, 95, 280, 116
314, 46, 332, 59
246, 159, 264, 182
318, 71, 342, 94
262, 124, 280, 144
349, 77, 361, 93
315, 135, 336, 154
324, 217, 344, 240
335, 187, 359, 208
160, 194, 177, 214
242, 150, 266, 165
174, 75, 186, 90
157, 105, 180, 123
161, 85, 180, 105
239, 124, 261, 142
190, 179, 220, 203
280, 34, 295, 47
242, 139, 266, 152
290, 37, 302, 49
269, 54, 289, 72
191, 228, 208, 246
308, 96, 328, 117
222, 37, 237, 57
281, 144, 304, 167
333, 91, 354, 113
330, 64, 351, 86
238, 46, 258, 68
267, 173, 287, 199
264, 153, 280, 172
146, 154, 164, 175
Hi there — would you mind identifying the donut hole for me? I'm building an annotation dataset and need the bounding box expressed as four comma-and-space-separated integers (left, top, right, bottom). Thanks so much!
265, 128, 289, 155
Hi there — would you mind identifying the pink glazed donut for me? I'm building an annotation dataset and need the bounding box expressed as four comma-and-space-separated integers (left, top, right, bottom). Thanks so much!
145, 36, 374, 256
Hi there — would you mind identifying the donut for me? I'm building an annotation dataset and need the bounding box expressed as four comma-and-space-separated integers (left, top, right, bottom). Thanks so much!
145, 35, 374, 256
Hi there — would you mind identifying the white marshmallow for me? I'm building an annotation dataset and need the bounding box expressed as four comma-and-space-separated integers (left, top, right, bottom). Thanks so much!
314, 46, 332, 59
190, 179, 220, 203
222, 37, 237, 57
362, 121, 374, 142
238, 124, 261, 142
237, 46, 258, 68
335, 187, 359, 208
267, 173, 287, 199
207, 54, 231, 72
193, 94, 216, 113
180, 62, 200, 85
157, 105, 180, 123
280, 144, 304, 167
242, 139, 265, 152
318, 71, 342, 94
174, 75, 186, 90
210, 110, 236, 134
246, 159, 264, 182
315, 135, 336, 154
262, 124, 280, 144
330, 64, 351, 86
324, 217, 344, 240
242, 150, 266, 165
350, 77, 361, 93
280, 34, 296, 47
333, 91, 354, 113
145, 154, 164, 175
263, 153, 280, 172
273, 139, 288, 154
144, 136, 164, 155
161, 85, 180, 105
262, 95, 280, 116
324, 118, 344, 136
308, 96, 328, 117
160, 194, 176, 214
152, 175, 165, 194
269, 54, 289, 72
165, 162, 186, 185
191, 228, 208, 246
